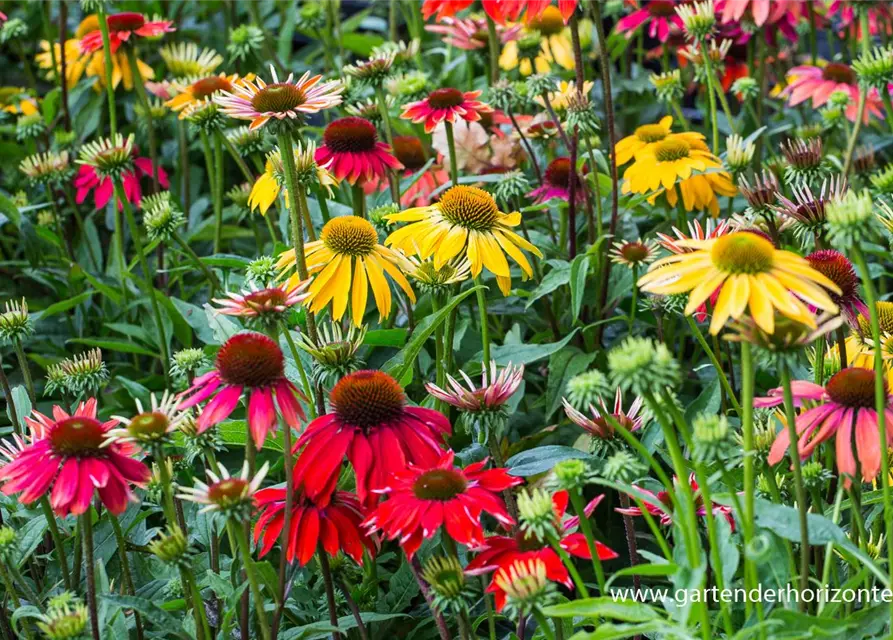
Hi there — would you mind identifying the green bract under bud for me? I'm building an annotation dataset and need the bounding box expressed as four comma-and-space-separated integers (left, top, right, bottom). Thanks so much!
143, 191, 186, 242
0, 17, 28, 43
675, 0, 716, 41
552, 458, 591, 490
564, 369, 611, 410
78, 134, 135, 180
517, 488, 560, 541
421, 556, 472, 614
801, 460, 832, 491
526, 74, 555, 98
492, 171, 531, 206
37, 593, 89, 640
343, 51, 396, 87
826, 189, 877, 249
608, 337, 680, 395
0, 526, 16, 562
386, 71, 429, 102
186, 100, 226, 133
488, 80, 520, 113
651, 70, 684, 103
296, 321, 366, 388
853, 45, 893, 89
16, 113, 46, 141
565, 92, 600, 136
725, 134, 755, 173
601, 450, 646, 484
19, 151, 73, 186
0, 298, 32, 342
692, 413, 737, 464
296, 1, 327, 30
731, 76, 759, 100
170, 347, 211, 382
44, 348, 108, 396
180, 414, 226, 462
227, 24, 264, 62
226, 126, 267, 156
148, 526, 191, 567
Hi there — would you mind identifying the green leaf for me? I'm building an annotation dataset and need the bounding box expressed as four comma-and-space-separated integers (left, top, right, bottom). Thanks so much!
683, 377, 720, 423
525, 261, 570, 308
382, 286, 482, 384
15, 515, 48, 567
205, 304, 240, 344
36, 290, 95, 319
101, 594, 181, 630
0, 193, 22, 228
545, 349, 596, 419
341, 32, 385, 56
604, 563, 679, 592
218, 420, 283, 452
6, 386, 30, 431
199, 253, 251, 268
570, 622, 672, 640
543, 597, 662, 622
715, 515, 739, 588
363, 329, 408, 348
171, 298, 216, 344
67, 338, 158, 357
569, 254, 590, 322
155, 290, 193, 348
506, 445, 592, 477
488, 329, 579, 366
82, 271, 122, 304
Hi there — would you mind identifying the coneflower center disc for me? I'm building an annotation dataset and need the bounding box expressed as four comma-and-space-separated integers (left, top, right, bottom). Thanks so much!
426, 88, 465, 109
330, 370, 405, 429
216, 332, 285, 388
857, 301, 893, 335
648, 0, 677, 16
412, 468, 468, 500
711, 232, 775, 274
654, 138, 691, 162
528, 5, 565, 35
392, 136, 427, 170
634, 124, 668, 143
321, 216, 378, 256
544, 157, 575, 188
107, 12, 146, 32
128, 412, 170, 438
806, 250, 859, 301
244, 288, 290, 311
439, 186, 500, 231
822, 62, 856, 84
49, 418, 106, 455
208, 478, 249, 506
825, 367, 878, 408
191, 76, 233, 100
618, 242, 650, 264
323, 117, 377, 152
251, 83, 307, 113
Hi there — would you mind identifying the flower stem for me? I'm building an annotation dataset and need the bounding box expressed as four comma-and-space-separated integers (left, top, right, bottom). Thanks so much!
739, 341, 760, 617
317, 544, 343, 638
11, 338, 34, 404
199, 131, 222, 254
0, 356, 19, 436
227, 519, 272, 640
81, 512, 101, 640
697, 38, 720, 153
115, 180, 171, 382
110, 516, 145, 640
408, 555, 450, 640
280, 323, 317, 420
96, 5, 117, 137
693, 464, 734, 635
180, 566, 213, 640
444, 121, 459, 186
481, 577, 496, 640
172, 231, 221, 295
39, 497, 71, 590
778, 362, 810, 610
486, 16, 500, 83
531, 609, 556, 640
628, 265, 638, 333
0, 563, 33, 640
473, 276, 491, 365
851, 244, 893, 625
685, 316, 741, 414
566, 489, 607, 594
351, 184, 367, 219
126, 47, 161, 191
217, 129, 256, 183
431, 295, 446, 412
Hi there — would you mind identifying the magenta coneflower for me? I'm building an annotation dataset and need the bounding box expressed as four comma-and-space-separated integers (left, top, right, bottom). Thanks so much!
80, 12, 175, 54
425, 16, 521, 50
0, 399, 150, 516
783, 63, 883, 123
616, 473, 735, 529
292, 370, 451, 507
213, 281, 310, 322
73, 158, 170, 211
215, 66, 343, 130
805, 250, 867, 327
757, 367, 893, 484
400, 88, 493, 134
425, 361, 524, 413
656, 219, 731, 254
527, 157, 585, 204
562, 388, 645, 441
315, 116, 402, 186
178, 332, 307, 448
615, 1, 684, 43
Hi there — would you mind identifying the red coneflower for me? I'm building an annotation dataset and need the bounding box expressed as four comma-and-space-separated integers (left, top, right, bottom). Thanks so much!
616, 473, 735, 529
400, 88, 493, 134
805, 250, 867, 327
213, 281, 310, 321
0, 399, 150, 516
178, 332, 306, 448
315, 116, 402, 186
292, 370, 451, 507
253, 487, 372, 566
615, 0, 684, 43
363, 450, 521, 558
79, 12, 175, 54
527, 157, 585, 204
757, 367, 893, 484
466, 490, 618, 611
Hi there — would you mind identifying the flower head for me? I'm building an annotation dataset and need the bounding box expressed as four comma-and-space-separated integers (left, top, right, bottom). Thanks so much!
77, 133, 134, 179
170, 348, 211, 383
656, 219, 731, 255
215, 65, 343, 131
108, 391, 187, 451
142, 191, 185, 242
227, 24, 264, 62
0, 298, 31, 342
405, 254, 473, 296
725, 134, 755, 172
618, 473, 734, 529
44, 348, 108, 396
213, 281, 309, 329
783, 63, 882, 124
805, 250, 867, 326
608, 337, 681, 394
638, 231, 842, 334
315, 116, 401, 185
853, 44, 893, 89
19, 151, 73, 186
363, 450, 521, 557
249, 141, 338, 215
650, 69, 684, 103
178, 460, 269, 521
615, 1, 684, 43
826, 189, 877, 249
400, 88, 493, 134
178, 331, 307, 448
36, 593, 89, 640
609, 238, 660, 269
0, 399, 149, 516
773, 176, 847, 237
780, 137, 828, 184
296, 321, 366, 388
79, 12, 174, 54
527, 157, 585, 205
426, 361, 524, 413
292, 370, 450, 507
160, 42, 222, 78
564, 369, 611, 410
385, 186, 543, 296
563, 388, 646, 446
343, 51, 396, 86
422, 556, 473, 614
675, 0, 716, 41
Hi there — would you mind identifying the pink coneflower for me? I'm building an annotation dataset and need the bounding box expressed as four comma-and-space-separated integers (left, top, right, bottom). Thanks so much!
805, 250, 867, 327
615, 1, 684, 43
73, 158, 169, 211
213, 281, 310, 322
527, 157, 585, 204
390, 135, 449, 207
425, 361, 524, 413
178, 460, 269, 520
425, 16, 521, 50
617, 473, 735, 530
829, 0, 892, 38
253, 487, 372, 566
758, 367, 893, 484
562, 388, 646, 441
656, 219, 731, 254
315, 116, 402, 186
178, 332, 307, 448
214, 66, 343, 131
719, 0, 801, 27
400, 88, 493, 134
783, 63, 883, 124
362, 450, 521, 558
80, 12, 175, 54
292, 370, 451, 507
0, 399, 150, 516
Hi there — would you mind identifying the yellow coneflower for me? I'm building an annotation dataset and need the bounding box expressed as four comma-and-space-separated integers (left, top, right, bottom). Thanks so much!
248, 142, 338, 215
638, 231, 841, 335
277, 216, 415, 327
165, 73, 254, 119
499, 6, 575, 76
384, 186, 542, 295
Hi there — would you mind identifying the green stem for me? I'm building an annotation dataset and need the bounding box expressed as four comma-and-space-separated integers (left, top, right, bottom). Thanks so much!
116, 181, 171, 381
374, 86, 395, 147
697, 38, 720, 153
740, 342, 760, 619
11, 339, 34, 404
351, 183, 367, 219
444, 121, 459, 186
214, 133, 224, 253
110, 516, 145, 640
431, 295, 446, 412
481, 577, 496, 640
227, 519, 272, 640
712, 71, 737, 135
155, 458, 179, 526
817, 483, 845, 614
685, 316, 741, 414
126, 47, 160, 191
82, 512, 100, 640
172, 231, 221, 295
474, 276, 491, 364
0, 563, 34, 639
486, 16, 500, 84
217, 129, 255, 183
693, 465, 734, 635
180, 567, 212, 640
39, 498, 71, 590
199, 132, 222, 255
317, 545, 343, 639
531, 609, 556, 640
96, 6, 117, 136
280, 322, 316, 420
628, 265, 638, 333
567, 489, 607, 594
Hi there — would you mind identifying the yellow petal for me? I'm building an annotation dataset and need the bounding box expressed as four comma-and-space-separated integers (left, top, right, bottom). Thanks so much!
351, 257, 369, 327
